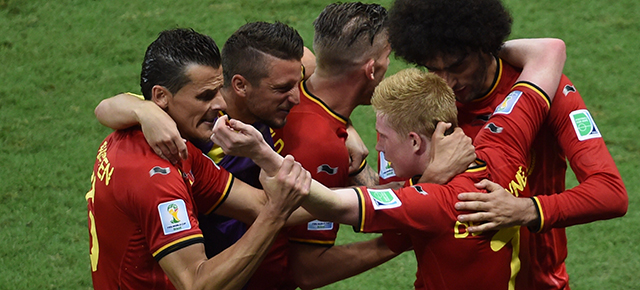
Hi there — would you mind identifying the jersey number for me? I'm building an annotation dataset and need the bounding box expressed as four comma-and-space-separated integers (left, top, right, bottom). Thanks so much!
86, 172, 99, 272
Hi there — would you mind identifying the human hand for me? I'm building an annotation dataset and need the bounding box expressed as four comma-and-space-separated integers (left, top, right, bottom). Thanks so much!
259, 155, 311, 218
419, 122, 475, 184
210, 115, 270, 159
455, 179, 538, 233
345, 124, 369, 175
138, 103, 187, 164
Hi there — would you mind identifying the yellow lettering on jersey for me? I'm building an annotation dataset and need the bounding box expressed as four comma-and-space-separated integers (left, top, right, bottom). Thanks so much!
507, 167, 527, 197
95, 141, 114, 185
86, 172, 100, 272
453, 221, 481, 239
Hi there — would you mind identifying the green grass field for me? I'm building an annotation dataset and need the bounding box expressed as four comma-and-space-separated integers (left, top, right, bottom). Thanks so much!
1, 0, 638, 289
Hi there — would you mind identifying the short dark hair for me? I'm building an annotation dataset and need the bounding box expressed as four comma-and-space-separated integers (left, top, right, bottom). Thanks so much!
313, 2, 388, 71
388, 0, 512, 66
140, 28, 221, 100
221, 21, 304, 86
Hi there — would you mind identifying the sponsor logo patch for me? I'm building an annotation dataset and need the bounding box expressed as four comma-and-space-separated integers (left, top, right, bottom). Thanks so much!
158, 199, 191, 235
149, 166, 171, 177
563, 85, 576, 96
379, 152, 397, 179
307, 220, 334, 231
367, 188, 402, 210
484, 122, 504, 134
317, 164, 338, 175
569, 109, 601, 141
493, 91, 522, 115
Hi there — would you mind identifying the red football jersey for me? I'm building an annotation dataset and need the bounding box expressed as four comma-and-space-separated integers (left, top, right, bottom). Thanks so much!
358, 82, 549, 289
457, 58, 626, 289
87, 128, 232, 290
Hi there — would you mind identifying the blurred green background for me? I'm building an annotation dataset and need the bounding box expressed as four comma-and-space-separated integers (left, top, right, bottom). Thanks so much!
0, 0, 637, 289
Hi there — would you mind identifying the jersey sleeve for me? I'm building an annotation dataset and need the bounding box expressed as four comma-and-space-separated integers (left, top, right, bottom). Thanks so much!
531, 76, 628, 232
474, 81, 551, 170
189, 142, 235, 216
124, 157, 204, 262
353, 184, 459, 234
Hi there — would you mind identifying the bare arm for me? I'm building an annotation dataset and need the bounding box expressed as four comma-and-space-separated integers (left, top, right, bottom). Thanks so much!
95, 93, 187, 163
345, 123, 369, 176
301, 181, 361, 227
500, 38, 566, 98
159, 155, 310, 290
290, 237, 398, 290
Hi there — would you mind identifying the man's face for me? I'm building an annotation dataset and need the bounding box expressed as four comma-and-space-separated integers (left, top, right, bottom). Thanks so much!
165, 64, 226, 143
244, 55, 302, 129
422, 52, 491, 104
374, 112, 420, 178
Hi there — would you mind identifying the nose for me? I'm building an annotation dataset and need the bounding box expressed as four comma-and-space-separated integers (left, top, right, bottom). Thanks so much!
210, 91, 227, 111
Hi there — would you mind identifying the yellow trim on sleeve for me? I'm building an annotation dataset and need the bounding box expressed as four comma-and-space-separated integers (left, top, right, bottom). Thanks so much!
531, 196, 545, 233
355, 187, 366, 232
152, 234, 203, 257
512, 82, 551, 109
205, 174, 234, 215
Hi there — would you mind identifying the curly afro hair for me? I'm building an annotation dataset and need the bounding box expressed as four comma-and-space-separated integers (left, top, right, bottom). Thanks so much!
388, 0, 512, 65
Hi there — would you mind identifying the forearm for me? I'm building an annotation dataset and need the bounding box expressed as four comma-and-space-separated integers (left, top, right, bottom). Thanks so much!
349, 165, 379, 187
195, 212, 287, 290
290, 237, 398, 290
250, 146, 284, 177
94, 93, 149, 129
500, 38, 566, 96
302, 181, 359, 226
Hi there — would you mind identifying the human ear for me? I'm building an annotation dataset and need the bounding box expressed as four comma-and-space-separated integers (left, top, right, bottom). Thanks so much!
231, 75, 249, 97
151, 85, 171, 109
364, 59, 376, 80
409, 132, 429, 155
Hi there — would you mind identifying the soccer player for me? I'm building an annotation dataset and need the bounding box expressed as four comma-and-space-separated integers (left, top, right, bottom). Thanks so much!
269, 3, 475, 289
87, 28, 311, 290
385, 0, 628, 288
296, 65, 558, 289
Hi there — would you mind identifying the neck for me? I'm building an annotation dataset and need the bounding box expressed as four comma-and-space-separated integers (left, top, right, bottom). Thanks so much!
305, 70, 368, 118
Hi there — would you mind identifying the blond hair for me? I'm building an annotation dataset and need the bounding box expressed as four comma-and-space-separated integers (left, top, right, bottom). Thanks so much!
371, 68, 458, 137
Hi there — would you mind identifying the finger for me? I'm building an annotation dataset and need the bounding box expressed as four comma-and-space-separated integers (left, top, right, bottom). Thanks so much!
213, 115, 229, 132
165, 140, 181, 163
156, 143, 175, 163
432, 122, 451, 138
474, 179, 502, 193
177, 138, 188, 160
227, 118, 250, 132
455, 200, 488, 212
467, 222, 499, 233
457, 211, 494, 224
457, 192, 488, 202
277, 155, 296, 178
